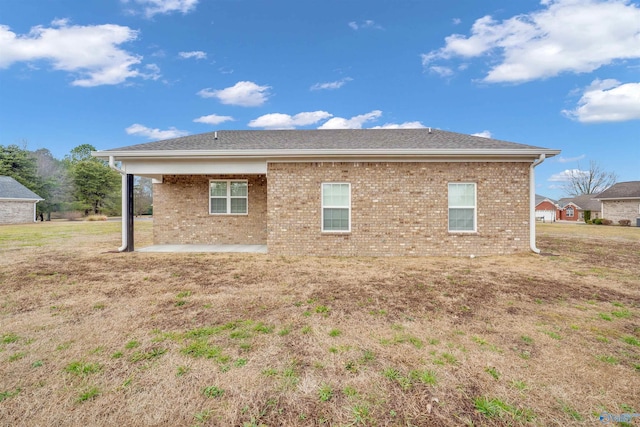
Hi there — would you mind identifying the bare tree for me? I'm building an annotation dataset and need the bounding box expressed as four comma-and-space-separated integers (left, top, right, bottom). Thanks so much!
563, 160, 617, 196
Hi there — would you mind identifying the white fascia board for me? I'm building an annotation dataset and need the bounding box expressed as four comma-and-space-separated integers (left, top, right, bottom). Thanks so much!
94, 148, 561, 160
121, 158, 267, 175
0, 197, 44, 202
597, 196, 640, 201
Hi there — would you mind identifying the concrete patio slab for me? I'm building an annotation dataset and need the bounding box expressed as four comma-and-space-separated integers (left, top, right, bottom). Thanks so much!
137, 244, 267, 253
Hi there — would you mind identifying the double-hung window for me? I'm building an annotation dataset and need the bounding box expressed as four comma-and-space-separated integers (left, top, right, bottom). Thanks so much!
322, 183, 350, 232
566, 207, 574, 217
448, 183, 476, 232
210, 180, 248, 215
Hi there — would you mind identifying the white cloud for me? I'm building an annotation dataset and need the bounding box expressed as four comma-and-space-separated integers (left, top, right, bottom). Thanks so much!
310, 77, 353, 91
125, 123, 189, 139
371, 121, 426, 129
548, 169, 589, 182
197, 81, 271, 107
249, 111, 333, 129
556, 154, 586, 163
318, 110, 382, 129
123, 0, 198, 18
179, 50, 206, 60
429, 66, 454, 78
0, 21, 147, 87
562, 79, 640, 122
193, 114, 234, 125
348, 20, 383, 30
423, 0, 640, 83
452, 18, 462, 25
472, 130, 492, 138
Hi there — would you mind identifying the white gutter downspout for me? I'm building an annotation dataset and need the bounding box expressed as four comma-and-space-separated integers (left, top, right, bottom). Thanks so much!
109, 156, 128, 252
530, 154, 546, 254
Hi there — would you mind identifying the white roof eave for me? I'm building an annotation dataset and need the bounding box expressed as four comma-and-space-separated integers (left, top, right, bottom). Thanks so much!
93, 148, 561, 160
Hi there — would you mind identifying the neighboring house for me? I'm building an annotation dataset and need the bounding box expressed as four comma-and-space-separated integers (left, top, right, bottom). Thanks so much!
94, 129, 559, 256
557, 194, 601, 221
535, 194, 559, 222
0, 176, 44, 224
597, 181, 640, 226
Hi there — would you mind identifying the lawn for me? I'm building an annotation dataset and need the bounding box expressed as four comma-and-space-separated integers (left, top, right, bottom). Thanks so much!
0, 221, 638, 426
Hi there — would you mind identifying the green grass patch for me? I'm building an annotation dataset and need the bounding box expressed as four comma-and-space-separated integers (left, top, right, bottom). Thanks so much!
130, 347, 167, 362
77, 386, 100, 403
8, 352, 26, 362
203, 385, 225, 398
124, 340, 140, 349
560, 402, 583, 421
0, 388, 21, 402
64, 361, 102, 376
318, 383, 333, 402
596, 355, 619, 365
485, 366, 500, 380
329, 329, 341, 337
599, 313, 613, 321
521, 335, 533, 344
181, 340, 229, 363
621, 336, 640, 347
474, 396, 536, 422
612, 309, 631, 319
2, 333, 20, 344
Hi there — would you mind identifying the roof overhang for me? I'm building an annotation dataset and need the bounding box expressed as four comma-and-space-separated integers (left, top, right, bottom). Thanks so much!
0, 197, 43, 202
597, 196, 640, 201
93, 148, 560, 177
94, 148, 560, 160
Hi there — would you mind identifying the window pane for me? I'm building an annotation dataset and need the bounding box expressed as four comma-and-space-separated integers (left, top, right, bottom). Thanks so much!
211, 198, 227, 214
230, 181, 247, 197
323, 183, 349, 207
230, 198, 247, 214
323, 208, 349, 231
449, 208, 474, 231
210, 182, 227, 197
449, 183, 474, 207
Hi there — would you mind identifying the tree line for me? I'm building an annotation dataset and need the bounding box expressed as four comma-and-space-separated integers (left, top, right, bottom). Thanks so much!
0, 142, 152, 219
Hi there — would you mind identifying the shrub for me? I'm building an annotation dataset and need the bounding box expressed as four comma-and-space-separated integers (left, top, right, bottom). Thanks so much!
583, 210, 591, 222
601, 219, 612, 225
618, 219, 631, 226
593, 218, 603, 225
84, 215, 108, 221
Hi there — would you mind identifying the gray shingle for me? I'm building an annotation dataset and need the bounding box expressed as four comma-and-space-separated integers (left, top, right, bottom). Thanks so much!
103, 129, 550, 152
558, 194, 601, 211
596, 181, 640, 199
0, 176, 43, 200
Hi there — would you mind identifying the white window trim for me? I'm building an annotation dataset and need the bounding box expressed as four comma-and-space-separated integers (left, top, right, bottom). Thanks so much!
566, 206, 574, 217
209, 179, 248, 215
448, 182, 477, 233
321, 182, 351, 233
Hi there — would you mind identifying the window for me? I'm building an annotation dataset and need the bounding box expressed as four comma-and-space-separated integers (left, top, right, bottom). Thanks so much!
566, 207, 574, 217
448, 183, 476, 232
210, 180, 248, 215
322, 183, 350, 232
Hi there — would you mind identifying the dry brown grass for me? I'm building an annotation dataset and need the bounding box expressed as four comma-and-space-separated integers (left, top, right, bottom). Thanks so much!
0, 221, 638, 426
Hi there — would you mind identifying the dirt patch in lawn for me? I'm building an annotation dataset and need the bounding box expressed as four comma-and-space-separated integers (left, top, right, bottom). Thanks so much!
0, 221, 638, 426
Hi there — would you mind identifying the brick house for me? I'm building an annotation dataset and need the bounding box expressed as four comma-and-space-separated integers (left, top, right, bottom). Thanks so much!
94, 129, 560, 256
557, 194, 602, 221
597, 181, 640, 226
0, 176, 43, 224
535, 195, 559, 222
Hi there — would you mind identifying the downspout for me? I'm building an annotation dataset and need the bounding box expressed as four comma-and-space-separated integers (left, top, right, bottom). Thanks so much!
109, 156, 129, 252
530, 154, 546, 254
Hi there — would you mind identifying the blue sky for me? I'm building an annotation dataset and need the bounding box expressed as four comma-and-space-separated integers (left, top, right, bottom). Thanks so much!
1, 0, 638, 199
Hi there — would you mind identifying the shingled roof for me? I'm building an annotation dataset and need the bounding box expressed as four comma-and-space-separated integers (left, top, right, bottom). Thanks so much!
558, 194, 601, 212
0, 176, 43, 200
597, 181, 640, 199
100, 129, 554, 153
